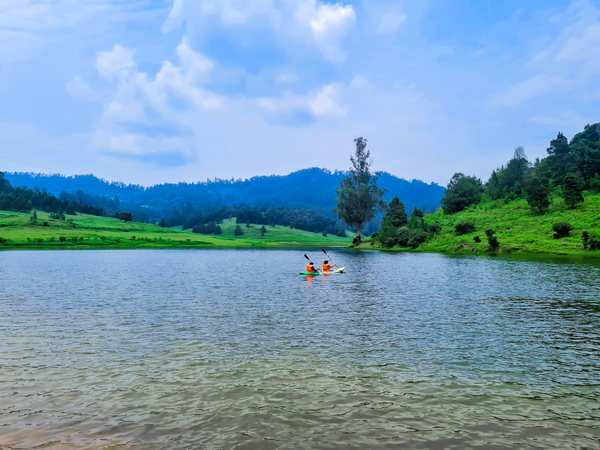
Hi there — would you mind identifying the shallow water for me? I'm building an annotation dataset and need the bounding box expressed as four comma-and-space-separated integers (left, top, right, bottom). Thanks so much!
1, 249, 599, 449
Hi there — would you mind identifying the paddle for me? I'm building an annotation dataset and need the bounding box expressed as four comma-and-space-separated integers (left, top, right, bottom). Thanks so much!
321, 248, 339, 270
303, 253, 322, 274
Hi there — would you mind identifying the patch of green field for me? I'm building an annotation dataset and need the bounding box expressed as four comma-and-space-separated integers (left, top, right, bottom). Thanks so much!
0, 211, 353, 250
418, 192, 600, 256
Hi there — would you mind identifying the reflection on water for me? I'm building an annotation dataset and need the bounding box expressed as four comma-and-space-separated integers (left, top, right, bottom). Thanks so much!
1, 249, 600, 449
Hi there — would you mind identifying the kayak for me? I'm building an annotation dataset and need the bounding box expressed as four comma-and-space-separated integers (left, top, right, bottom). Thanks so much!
299, 267, 345, 275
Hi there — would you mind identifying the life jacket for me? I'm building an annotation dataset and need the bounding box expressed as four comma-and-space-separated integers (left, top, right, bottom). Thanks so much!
306, 264, 316, 273
322, 263, 331, 272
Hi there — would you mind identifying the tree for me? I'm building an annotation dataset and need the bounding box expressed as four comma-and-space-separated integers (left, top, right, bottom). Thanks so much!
234, 225, 244, 236
160, 218, 165, 228
119, 211, 133, 222
260, 225, 267, 236
410, 206, 424, 219
377, 196, 406, 247
335, 137, 387, 243
382, 196, 407, 228
524, 177, 550, 212
546, 132, 571, 180
440, 173, 483, 214
562, 173, 583, 208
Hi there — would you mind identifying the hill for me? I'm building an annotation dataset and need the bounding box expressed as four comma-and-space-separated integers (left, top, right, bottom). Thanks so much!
0, 210, 354, 249
360, 191, 600, 256
4, 168, 445, 221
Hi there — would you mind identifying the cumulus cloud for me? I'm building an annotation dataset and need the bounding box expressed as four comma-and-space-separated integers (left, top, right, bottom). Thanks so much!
295, 0, 355, 61
163, 0, 355, 62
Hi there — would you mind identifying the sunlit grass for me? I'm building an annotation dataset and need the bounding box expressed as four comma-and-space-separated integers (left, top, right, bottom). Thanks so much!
0, 211, 354, 249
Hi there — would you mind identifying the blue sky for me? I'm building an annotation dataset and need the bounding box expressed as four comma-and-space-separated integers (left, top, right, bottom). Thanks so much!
1, 0, 599, 186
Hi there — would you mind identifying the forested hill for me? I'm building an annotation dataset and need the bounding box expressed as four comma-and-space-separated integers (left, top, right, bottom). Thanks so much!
5, 168, 445, 218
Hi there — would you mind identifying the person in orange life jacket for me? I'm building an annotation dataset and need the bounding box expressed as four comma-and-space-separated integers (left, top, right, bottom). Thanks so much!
306, 261, 318, 273
322, 260, 331, 272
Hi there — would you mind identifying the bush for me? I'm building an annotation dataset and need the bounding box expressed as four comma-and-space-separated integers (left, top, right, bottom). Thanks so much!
553, 222, 574, 239
59, 236, 67, 242
407, 230, 428, 248
0, 237, 8, 244
42, 221, 49, 227
473, 235, 481, 243
322, 230, 328, 237
234, 225, 244, 236
589, 234, 600, 250
47, 237, 55, 242
428, 222, 441, 233
583, 231, 589, 249
455, 221, 475, 235
485, 229, 499, 250
352, 235, 361, 245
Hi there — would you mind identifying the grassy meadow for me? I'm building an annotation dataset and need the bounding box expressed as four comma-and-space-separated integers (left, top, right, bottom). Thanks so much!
360, 192, 600, 257
0, 211, 354, 250
421, 193, 600, 255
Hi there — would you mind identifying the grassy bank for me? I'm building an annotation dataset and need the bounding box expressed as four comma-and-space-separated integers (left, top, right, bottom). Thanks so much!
359, 192, 600, 256
0, 211, 353, 250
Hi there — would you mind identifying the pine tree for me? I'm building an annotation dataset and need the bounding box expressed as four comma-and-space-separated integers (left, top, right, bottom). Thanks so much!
562, 173, 583, 208
335, 137, 386, 242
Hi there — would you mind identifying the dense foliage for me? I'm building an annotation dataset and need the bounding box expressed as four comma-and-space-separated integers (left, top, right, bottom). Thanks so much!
335, 137, 387, 241
0, 172, 103, 216
440, 173, 484, 214
5, 168, 445, 226
164, 204, 347, 236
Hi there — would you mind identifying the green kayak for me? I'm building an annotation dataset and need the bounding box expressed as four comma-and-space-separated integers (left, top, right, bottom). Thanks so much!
299, 267, 345, 275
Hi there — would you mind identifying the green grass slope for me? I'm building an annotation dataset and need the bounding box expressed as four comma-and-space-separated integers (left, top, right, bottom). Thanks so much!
417, 192, 600, 256
0, 212, 353, 250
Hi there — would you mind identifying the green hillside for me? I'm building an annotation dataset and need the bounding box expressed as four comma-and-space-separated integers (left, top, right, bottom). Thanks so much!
0, 211, 353, 249
367, 192, 600, 256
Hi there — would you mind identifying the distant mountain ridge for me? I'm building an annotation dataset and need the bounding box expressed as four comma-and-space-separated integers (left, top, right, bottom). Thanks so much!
5, 168, 445, 218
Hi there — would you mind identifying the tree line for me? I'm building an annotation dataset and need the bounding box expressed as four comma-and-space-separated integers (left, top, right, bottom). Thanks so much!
333, 123, 600, 250
165, 204, 348, 236
0, 172, 104, 216
440, 123, 600, 214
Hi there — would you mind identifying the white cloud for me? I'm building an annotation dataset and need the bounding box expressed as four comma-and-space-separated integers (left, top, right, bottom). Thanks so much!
295, 0, 355, 62
256, 82, 345, 117
163, 0, 355, 62
96, 44, 136, 82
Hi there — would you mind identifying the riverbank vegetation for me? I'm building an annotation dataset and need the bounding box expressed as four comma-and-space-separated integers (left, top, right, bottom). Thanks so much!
365, 122, 600, 256
0, 210, 353, 250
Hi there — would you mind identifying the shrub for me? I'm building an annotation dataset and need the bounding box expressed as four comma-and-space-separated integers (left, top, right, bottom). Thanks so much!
42, 221, 49, 227
352, 236, 361, 245
234, 225, 244, 236
59, 236, 67, 242
47, 237, 55, 242
192, 224, 207, 234
428, 222, 441, 234
407, 230, 428, 248
473, 235, 481, 243
485, 229, 499, 250
589, 234, 600, 251
322, 230, 328, 237
35, 238, 43, 243
0, 237, 8, 244
553, 222, 574, 239
455, 221, 475, 235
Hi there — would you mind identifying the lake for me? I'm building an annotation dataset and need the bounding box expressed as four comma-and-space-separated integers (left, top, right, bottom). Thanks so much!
1, 249, 599, 449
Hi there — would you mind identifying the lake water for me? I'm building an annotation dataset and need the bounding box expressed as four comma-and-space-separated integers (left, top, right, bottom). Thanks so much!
1, 249, 600, 449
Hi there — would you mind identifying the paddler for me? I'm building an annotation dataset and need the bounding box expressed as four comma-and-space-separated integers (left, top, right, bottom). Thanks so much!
306, 261, 318, 273
322, 260, 331, 272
